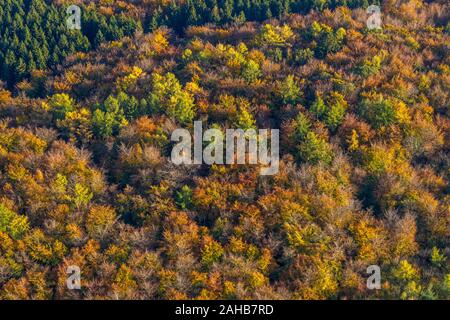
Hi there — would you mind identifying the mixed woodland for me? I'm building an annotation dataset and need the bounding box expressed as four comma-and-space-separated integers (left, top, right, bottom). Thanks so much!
0, 0, 449, 299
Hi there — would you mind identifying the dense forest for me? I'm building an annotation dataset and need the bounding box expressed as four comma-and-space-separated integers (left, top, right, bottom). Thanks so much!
0, 0, 449, 299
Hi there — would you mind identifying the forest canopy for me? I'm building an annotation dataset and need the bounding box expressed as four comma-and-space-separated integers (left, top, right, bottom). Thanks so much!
0, 0, 448, 300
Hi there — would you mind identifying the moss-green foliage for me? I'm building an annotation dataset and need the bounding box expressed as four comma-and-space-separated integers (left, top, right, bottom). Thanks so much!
298, 131, 333, 165
148, 72, 196, 124
0, 0, 139, 89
